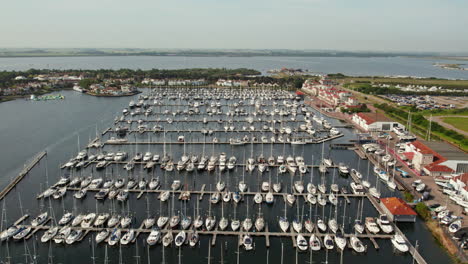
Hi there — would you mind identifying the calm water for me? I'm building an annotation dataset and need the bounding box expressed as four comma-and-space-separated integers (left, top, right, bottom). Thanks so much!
0, 90, 453, 263
0, 56, 468, 79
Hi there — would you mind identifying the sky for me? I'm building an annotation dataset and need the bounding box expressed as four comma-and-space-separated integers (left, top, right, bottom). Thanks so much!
1, 0, 467, 53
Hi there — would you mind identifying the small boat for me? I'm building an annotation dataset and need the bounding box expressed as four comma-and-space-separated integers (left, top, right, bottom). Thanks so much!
219, 217, 229, 231
305, 219, 314, 232
94, 213, 110, 227
120, 229, 136, 245
95, 229, 110, 244
369, 187, 381, 199
162, 232, 173, 247
41, 226, 59, 243
324, 234, 334, 250
265, 192, 274, 204
58, 212, 74, 225
294, 181, 304, 193
307, 183, 316, 194
211, 192, 220, 204
143, 217, 156, 229
108, 229, 122, 246
328, 218, 338, 233
243, 235, 254, 251
317, 218, 327, 232
205, 216, 216, 231
231, 219, 240, 231
286, 194, 296, 206
279, 217, 289, 232
238, 181, 248, 192
243, 218, 253, 231
222, 192, 231, 203
188, 231, 199, 247
350, 236, 366, 253
365, 217, 380, 234
334, 230, 347, 251
449, 220, 462, 233
391, 234, 409, 252
71, 214, 85, 227
54, 226, 71, 244
31, 212, 48, 227
175, 231, 186, 247
254, 193, 263, 204
81, 213, 96, 228
255, 217, 265, 231
147, 229, 161, 246
297, 235, 308, 251
292, 219, 302, 233
377, 214, 394, 234
13, 226, 32, 240
169, 215, 180, 228
120, 216, 132, 228
273, 182, 282, 193
157, 216, 169, 228
309, 234, 321, 251
354, 219, 365, 234
65, 229, 83, 245
107, 215, 121, 228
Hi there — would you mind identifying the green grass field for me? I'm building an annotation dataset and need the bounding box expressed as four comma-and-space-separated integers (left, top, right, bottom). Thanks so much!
442, 116, 468, 133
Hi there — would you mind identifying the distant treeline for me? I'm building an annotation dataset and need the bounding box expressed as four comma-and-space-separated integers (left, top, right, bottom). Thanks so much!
0, 49, 449, 58
0, 68, 308, 89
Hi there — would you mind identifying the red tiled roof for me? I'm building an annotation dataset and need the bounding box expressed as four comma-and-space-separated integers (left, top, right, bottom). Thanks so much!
403, 152, 415, 160
356, 113, 375, 124
424, 163, 454, 173
380, 197, 417, 216
410, 141, 446, 163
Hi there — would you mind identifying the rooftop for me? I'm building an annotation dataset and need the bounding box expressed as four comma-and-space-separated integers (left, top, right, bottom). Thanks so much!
421, 140, 468, 161
380, 197, 417, 216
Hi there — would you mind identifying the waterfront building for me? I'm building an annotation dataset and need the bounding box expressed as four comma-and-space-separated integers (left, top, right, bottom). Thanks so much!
351, 112, 403, 132
380, 197, 417, 222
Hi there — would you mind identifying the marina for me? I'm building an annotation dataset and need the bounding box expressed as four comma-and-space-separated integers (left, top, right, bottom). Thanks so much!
0, 87, 446, 263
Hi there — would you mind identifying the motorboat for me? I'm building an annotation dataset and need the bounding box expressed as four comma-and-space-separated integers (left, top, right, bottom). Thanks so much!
120, 216, 132, 228
365, 217, 380, 234
350, 182, 365, 195
307, 183, 316, 194
449, 220, 462, 233
71, 214, 85, 227
147, 229, 161, 246
377, 214, 394, 234
211, 192, 220, 204
369, 187, 381, 199
391, 234, 409, 252
13, 226, 32, 240
254, 193, 263, 204
265, 192, 274, 204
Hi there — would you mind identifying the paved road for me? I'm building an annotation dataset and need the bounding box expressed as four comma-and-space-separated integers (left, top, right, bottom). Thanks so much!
432, 115, 468, 137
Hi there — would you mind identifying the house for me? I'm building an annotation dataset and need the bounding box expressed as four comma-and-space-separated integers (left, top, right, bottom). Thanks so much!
380, 197, 417, 222
404, 140, 467, 176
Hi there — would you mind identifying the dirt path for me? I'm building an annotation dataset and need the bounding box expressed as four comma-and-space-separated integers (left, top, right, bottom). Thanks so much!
432, 115, 468, 137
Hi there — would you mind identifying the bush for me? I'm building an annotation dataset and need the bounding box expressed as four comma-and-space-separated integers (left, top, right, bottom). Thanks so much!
403, 191, 414, 202
415, 202, 431, 221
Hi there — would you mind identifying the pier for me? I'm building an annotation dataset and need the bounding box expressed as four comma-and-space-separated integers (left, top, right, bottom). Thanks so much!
0, 151, 47, 200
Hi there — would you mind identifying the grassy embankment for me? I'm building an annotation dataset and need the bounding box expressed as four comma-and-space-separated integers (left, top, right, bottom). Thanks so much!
342, 77, 468, 90
442, 117, 468, 133
414, 203, 465, 264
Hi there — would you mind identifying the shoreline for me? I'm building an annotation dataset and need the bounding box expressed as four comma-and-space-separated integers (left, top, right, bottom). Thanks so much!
304, 91, 467, 263
84, 90, 141, 97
